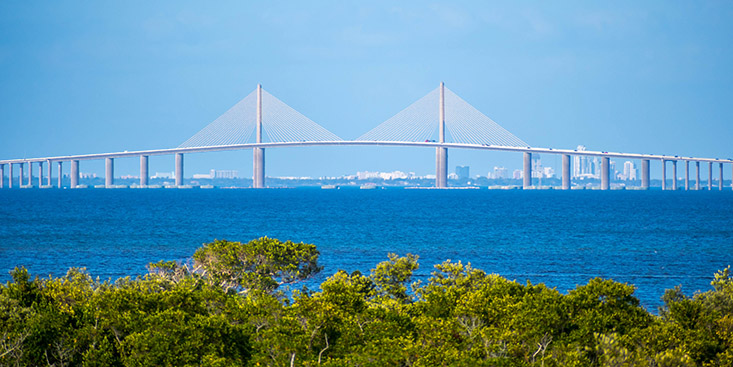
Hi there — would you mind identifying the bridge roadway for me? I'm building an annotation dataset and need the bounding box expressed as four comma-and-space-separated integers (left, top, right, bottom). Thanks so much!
0, 140, 732, 190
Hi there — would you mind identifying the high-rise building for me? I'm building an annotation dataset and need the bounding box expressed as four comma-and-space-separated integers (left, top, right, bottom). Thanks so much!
492, 166, 508, 179
456, 166, 470, 180
610, 161, 617, 181
623, 161, 637, 181
573, 145, 587, 178
531, 155, 542, 178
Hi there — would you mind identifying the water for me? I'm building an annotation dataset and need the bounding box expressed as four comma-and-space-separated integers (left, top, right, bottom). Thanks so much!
1, 188, 732, 312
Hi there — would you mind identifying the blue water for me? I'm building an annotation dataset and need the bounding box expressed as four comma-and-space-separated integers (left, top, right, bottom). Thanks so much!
1, 188, 732, 312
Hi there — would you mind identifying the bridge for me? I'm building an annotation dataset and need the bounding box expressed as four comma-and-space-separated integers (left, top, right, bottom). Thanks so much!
1, 83, 731, 191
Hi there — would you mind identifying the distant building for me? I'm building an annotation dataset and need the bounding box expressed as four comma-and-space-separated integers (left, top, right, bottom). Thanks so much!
573, 145, 601, 179
80, 172, 97, 179
623, 161, 638, 181
213, 169, 238, 179
356, 170, 409, 180
513, 169, 523, 179
531, 155, 542, 178
152, 172, 173, 179
455, 166, 470, 180
192, 169, 239, 179
543, 167, 555, 179
573, 145, 587, 178
610, 161, 617, 181
492, 166, 508, 179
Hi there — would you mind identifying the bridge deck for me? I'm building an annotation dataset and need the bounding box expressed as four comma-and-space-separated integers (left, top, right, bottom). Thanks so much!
1, 141, 731, 165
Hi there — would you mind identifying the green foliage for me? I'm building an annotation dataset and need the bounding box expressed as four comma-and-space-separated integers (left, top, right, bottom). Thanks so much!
0, 239, 731, 366
370, 253, 419, 303
193, 237, 322, 294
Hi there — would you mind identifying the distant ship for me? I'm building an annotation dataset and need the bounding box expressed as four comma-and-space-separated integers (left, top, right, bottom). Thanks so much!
321, 185, 339, 189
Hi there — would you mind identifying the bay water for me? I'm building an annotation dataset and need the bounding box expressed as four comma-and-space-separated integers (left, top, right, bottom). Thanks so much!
1, 188, 731, 312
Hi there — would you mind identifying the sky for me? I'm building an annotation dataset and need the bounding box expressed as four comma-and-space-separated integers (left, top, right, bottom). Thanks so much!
1, 1, 732, 180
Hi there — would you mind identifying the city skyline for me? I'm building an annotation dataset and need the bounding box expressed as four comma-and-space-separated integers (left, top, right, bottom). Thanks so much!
1, 2, 731, 180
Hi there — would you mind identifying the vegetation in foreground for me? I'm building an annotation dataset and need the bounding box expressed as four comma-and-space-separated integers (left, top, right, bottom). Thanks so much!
1, 237, 731, 366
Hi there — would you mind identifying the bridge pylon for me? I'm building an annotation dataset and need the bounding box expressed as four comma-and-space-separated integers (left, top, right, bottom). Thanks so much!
253, 84, 265, 188
178, 83, 341, 189
436, 82, 447, 188
356, 82, 528, 188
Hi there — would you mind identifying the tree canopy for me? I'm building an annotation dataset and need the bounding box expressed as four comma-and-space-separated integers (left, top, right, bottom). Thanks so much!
1, 239, 731, 366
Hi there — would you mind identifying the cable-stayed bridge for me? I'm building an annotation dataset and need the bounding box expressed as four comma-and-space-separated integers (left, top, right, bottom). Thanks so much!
1, 83, 731, 191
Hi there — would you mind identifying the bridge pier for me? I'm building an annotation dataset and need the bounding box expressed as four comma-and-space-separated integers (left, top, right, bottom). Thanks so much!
0, 164, 4, 188
46, 159, 52, 187
672, 160, 677, 190
19, 163, 24, 188
140, 155, 149, 186
435, 147, 447, 188
8, 163, 13, 188
105, 158, 114, 188
719, 163, 724, 191
71, 160, 79, 188
562, 154, 570, 190
175, 153, 183, 186
641, 159, 650, 189
57, 162, 62, 188
601, 157, 610, 190
696, 161, 701, 190
253, 148, 265, 188
708, 162, 713, 190
26, 162, 32, 186
685, 161, 689, 190
661, 160, 667, 190
523, 152, 531, 189
38, 161, 43, 187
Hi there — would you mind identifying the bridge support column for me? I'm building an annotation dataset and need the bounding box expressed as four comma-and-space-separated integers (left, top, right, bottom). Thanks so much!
719, 163, 724, 191
523, 152, 531, 189
672, 160, 677, 191
175, 153, 183, 187
661, 160, 667, 190
105, 158, 114, 188
0, 164, 4, 188
252, 83, 265, 189
253, 148, 265, 188
9, 163, 14, 188
26, 162, 32, 186
708, 162, 713, 190
38, 161, 43, 187
562, 154, 570, 190
57, 162, 62, 188
19, 163, 24, 188
47, 160, 52, 187
685, 161, 689, 190
641, 159, 650, 189
435, 147, 447, 188
696, 162, 701, 190
140, 155, 149, 187
522, 152, 532, 189
601, 157, 610, 190
71, 160, 79, 188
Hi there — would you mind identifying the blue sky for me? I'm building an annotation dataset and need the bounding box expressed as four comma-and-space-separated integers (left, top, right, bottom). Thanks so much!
1, 1, 731, 179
